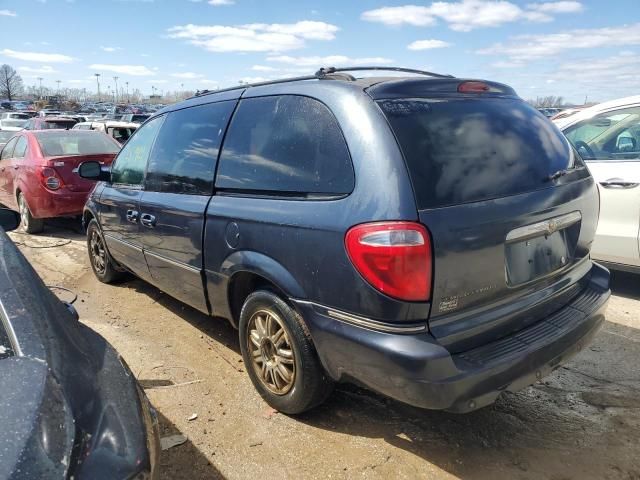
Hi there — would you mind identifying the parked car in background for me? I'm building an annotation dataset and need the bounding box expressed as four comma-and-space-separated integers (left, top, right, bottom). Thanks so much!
0, 131, 14, 150
24, 116, 77, 130
0, 112, 29, 131
0, 207, 159, 479
0, 130, 120, 233
79, 68, 610, 415
38, 109, 62, 117
73, 120, 138, 144
120, 113, 150, 124
556, 95, 640, 273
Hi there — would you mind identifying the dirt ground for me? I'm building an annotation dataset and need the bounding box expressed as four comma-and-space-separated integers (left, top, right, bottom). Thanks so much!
10, 219, 640, 480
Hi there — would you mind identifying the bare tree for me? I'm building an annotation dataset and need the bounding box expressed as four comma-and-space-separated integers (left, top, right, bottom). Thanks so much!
0, 64, 24, 101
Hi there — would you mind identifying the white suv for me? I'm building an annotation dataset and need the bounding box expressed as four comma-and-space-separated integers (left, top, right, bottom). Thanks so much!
555, 96, 640, 272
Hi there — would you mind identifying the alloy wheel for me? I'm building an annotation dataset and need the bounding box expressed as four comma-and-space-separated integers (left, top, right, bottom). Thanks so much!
18, 195, 29, 230
89, 229, 107, 275
247, 309, 296, 395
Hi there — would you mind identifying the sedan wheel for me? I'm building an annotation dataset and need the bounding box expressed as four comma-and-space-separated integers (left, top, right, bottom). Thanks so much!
18, 193, 44, 234
247, 309, 296, 395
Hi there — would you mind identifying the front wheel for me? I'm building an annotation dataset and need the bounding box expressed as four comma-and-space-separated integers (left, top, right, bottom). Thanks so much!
18, 193, 44, 234
87, 219, 124, 283
239, 290, 333, 414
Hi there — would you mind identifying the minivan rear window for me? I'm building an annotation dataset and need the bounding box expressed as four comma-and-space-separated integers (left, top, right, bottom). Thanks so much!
378, 98, 573, 209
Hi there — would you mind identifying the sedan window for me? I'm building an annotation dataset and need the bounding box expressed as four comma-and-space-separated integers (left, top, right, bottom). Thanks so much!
565, 106, 640, 161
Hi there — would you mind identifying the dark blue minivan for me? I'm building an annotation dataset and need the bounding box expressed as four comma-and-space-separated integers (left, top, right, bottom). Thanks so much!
79, 67, 610, 414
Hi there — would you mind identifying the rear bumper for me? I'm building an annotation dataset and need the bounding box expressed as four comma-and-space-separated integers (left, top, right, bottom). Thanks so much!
293, 262, 610, 412
28, 188, 89, 218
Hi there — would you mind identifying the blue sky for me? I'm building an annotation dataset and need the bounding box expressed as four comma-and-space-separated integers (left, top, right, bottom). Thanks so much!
0, 0, 638, 103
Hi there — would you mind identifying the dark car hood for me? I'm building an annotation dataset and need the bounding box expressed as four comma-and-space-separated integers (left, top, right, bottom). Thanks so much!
0, 231, 154, 479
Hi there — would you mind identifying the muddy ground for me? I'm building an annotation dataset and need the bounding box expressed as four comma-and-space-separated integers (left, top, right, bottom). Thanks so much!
10, 219, 640, 480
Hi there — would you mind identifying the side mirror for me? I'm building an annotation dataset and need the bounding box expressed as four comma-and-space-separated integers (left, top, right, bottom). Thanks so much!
0, 208, 21, 232
78, 161, 110, 182
616, 136, 635, 152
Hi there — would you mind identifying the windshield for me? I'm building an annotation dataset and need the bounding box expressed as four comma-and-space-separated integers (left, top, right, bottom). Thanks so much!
36, 131, 120, 156
378, 97, 573, 209
2, 120, 27, 128
43, 120, 76, 130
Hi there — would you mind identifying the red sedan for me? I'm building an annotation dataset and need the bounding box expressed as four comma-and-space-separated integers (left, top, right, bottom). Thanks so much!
0, 130, 120, 233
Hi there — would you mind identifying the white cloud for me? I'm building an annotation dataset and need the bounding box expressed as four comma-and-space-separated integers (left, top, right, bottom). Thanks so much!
167, 20, 338, 53
478, 23, 640, 61
208, 0, 234, 4
408, 39, 452, 50
239, 76, 269, 84
251, 65, 277, 72
147, 79, 168, 83
18, 65, 57, 74
527, 1, 583, 13
170, 72, 204, 79
200, 79, 220, 85
361, 5, 437, 26
361, 0, 583, 31
0, 9, 17, 16
0, 49, 74, 63
267, 55, 393, 67
89, 64, 155, 76
101, 46, 121, 52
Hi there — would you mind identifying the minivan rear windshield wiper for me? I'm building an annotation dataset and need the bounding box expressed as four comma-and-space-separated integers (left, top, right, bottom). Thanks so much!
547, 169, 570, 181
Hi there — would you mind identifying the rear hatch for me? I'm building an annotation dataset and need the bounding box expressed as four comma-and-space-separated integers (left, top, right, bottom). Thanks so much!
372, 78, 598, 352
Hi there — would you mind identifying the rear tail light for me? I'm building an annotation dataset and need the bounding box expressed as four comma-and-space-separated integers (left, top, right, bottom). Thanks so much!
458, 81, 490, 93
345, 222, 432, 302
39, 167, 64, 191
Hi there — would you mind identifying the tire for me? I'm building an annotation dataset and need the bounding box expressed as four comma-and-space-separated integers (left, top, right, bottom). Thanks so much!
239, 290, 333, 414
18, 192, 44, 234
86, 219, 125, 283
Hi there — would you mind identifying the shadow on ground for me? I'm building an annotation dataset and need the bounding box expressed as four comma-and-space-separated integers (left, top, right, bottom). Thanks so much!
610, 269, 640, 300
155, 410, 225, 479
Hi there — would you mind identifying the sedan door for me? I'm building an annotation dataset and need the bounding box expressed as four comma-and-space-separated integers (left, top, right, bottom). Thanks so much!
138, 100, 235, 313
564, 105, 640, 268
97, 116, 164, 282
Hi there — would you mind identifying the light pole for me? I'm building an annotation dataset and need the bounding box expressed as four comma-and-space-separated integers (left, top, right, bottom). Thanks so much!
125, 81, 129, 103
113, 76, 119, 103
94, 73, 101, 101
37, 77, 43, 99
56, 80, 61, 96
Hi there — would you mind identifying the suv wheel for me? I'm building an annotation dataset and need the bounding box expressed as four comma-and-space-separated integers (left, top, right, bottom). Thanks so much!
87, 219, 124, 283
18, 193, 44, 234
239, 290, 333, 414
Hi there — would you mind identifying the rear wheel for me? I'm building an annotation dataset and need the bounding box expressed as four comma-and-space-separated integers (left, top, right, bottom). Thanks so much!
87, 219, 124, 283
18, 193, 44, 234
239, 290, 333, 414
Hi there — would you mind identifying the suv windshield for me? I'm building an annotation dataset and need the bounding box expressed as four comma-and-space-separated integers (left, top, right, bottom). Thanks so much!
36, 131, 120, 156
378, 97, 573, 209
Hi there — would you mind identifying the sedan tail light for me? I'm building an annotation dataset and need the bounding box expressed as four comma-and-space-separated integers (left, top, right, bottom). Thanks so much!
345, 221, 432, 302
39, 167, 64, 191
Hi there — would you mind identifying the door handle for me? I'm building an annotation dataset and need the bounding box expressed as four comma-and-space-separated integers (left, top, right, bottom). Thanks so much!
12, 166, 18, 170
126, 209, 139, 223
0, 167, 4, 172
140, 213, 156, 228
599, 178, 639, 189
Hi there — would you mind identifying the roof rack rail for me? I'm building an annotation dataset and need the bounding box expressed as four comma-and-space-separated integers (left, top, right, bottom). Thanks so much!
315, 66, 454, 79
189, 66, 454, 99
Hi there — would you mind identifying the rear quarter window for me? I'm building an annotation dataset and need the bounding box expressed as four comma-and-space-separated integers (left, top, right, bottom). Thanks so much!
216, 95, 354, 196
378, 97, 574, 209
